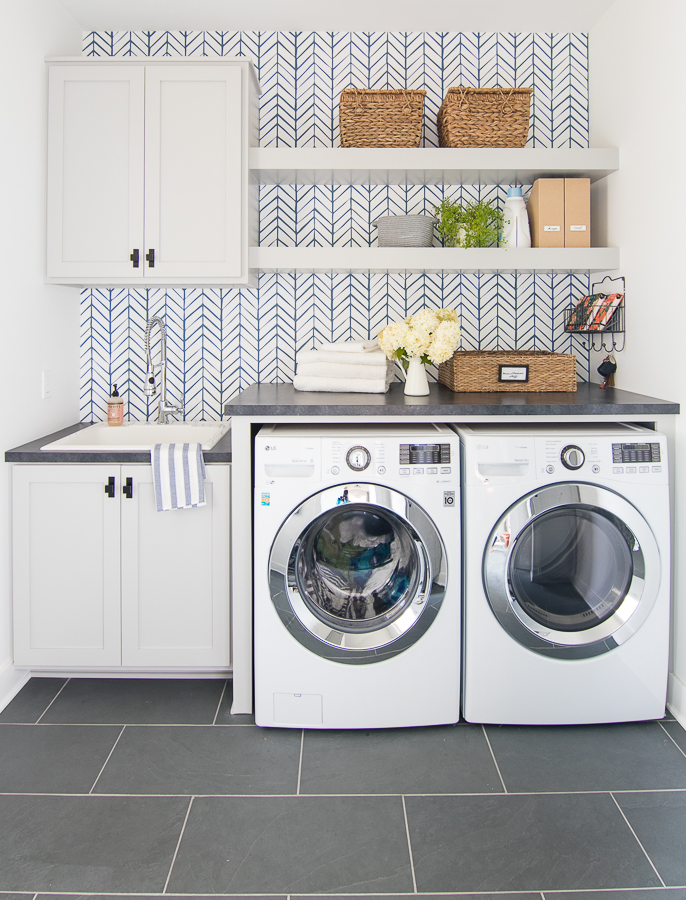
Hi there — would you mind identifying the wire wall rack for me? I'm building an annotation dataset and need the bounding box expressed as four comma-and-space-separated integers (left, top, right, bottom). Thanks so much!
564, 274, 625, 352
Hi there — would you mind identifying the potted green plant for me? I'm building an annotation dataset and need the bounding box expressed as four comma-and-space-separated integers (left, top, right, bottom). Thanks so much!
434, 196, 504, 248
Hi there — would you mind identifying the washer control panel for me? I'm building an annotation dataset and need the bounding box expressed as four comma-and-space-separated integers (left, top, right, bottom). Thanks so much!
612, 442, 661, 464
399, 443, 451, 465
328, 434, 456, 481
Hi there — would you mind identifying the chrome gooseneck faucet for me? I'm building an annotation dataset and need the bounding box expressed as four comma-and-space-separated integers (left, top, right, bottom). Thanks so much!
144, 316, 184, 424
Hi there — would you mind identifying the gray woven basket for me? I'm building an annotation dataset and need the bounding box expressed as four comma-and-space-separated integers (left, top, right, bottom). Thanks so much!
372, 215, 436, 247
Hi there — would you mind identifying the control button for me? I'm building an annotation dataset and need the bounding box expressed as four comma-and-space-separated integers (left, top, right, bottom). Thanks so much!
440, 467, 451, 474
400, 467, 410, 475
626, 466, 637, 474
639, 466, 649, 473
561, 444, 585, 470
652, 466, 662, 473
413, 468, 424, 475
592, 464, 600, 474
613, 467, 623, 474
331, 466, 340, 475
346, 445, 371, 471
377, 465, 386, 475
427, 467, 438, 474
546, 464, 555, 474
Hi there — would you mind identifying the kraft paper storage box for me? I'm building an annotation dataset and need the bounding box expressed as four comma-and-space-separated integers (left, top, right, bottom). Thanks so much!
564, 177, 591, 247
527, 178, 564, 247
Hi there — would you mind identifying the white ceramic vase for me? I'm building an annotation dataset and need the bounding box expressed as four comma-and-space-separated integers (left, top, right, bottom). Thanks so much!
403, 356, 430, 396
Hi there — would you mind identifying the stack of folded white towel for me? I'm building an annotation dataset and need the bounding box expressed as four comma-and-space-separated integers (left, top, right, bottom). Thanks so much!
293, 339, 395, 393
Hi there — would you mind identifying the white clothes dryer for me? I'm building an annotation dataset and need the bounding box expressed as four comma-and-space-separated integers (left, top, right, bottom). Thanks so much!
254, 423, 461, 729
456, 423, 670, 725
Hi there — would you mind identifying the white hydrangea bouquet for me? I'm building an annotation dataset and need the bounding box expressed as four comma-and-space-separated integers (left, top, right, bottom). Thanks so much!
377, 308, 461, 396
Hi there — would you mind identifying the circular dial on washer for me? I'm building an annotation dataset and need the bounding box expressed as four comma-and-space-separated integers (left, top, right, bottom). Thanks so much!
346, 445, 371, 471
560, 444, 585, 470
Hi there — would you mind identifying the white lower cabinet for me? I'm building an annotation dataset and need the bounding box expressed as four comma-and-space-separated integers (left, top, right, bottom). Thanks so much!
120, 465, 230, 667
12, 464, 230, 670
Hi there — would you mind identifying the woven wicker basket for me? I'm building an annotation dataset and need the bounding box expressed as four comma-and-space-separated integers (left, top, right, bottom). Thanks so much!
438, 350, 577, 393
437, 87, 533, 148
339, 88, 426, 148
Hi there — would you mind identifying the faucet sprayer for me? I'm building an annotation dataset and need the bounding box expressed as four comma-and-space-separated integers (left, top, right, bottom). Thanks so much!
143, 316, 184, 424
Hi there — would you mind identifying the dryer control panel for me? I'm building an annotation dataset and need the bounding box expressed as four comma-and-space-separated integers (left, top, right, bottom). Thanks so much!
458, 425, 669, 487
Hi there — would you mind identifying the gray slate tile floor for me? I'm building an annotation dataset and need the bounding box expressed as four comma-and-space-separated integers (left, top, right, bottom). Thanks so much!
0, 677, 685, 897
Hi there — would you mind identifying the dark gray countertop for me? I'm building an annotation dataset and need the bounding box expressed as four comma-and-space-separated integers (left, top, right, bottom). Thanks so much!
5, 422, 232, 464
225, 382, 680, 417
6, 382, 679, 463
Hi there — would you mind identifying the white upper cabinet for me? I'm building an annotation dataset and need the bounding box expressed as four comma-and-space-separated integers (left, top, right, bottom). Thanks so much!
46, 59, 259, 287
144, 66, 244, 281
47, 65, 145, 281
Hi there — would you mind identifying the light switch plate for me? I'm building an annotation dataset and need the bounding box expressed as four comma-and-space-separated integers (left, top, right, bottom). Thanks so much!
41, 370, 52, 399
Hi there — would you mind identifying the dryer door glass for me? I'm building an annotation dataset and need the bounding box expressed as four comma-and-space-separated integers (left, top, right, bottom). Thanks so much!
295, 504, 421, 633
508, 506, 633, 632
483, 483, 657, 660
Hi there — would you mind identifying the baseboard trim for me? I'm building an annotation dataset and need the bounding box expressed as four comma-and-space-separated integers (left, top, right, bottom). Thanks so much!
0, 661, 30, 715
667, 672, 686, 729
24, 668, 232, 679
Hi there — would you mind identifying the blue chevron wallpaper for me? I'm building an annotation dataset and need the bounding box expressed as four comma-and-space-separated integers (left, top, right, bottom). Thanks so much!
81, 31, 590, 422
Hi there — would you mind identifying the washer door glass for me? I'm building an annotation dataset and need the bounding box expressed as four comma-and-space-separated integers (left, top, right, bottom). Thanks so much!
295, 505, 420, 633
508, 506, 633, 632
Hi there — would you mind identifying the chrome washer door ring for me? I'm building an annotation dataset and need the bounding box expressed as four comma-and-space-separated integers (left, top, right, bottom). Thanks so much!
268, 484, 447, 664
483, 482, 660, 659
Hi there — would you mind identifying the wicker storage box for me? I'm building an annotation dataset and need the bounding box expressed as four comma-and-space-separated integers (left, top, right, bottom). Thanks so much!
438, 350, 577, 393
339, 88, 426, 148
437, 87, 533, 148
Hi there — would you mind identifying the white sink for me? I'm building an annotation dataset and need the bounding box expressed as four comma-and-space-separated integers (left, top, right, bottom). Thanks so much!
42, 421, 231, 452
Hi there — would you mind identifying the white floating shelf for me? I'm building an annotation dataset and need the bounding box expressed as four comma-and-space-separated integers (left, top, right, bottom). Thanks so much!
250, 147, 619, 186
249, 246, 620, 275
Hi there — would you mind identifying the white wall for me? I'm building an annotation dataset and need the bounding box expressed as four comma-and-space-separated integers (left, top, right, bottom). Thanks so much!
0, 0, 82, 700
590, 0, 686, 722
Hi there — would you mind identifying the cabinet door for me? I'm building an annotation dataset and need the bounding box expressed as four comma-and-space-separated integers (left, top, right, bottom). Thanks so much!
46, 65, 145, 280
12, 466, 122, 667
120, 465, 230, 667
143, 66, 243, 280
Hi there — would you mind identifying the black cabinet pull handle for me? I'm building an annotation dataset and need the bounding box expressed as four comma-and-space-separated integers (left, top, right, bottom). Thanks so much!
123, 477, 134, 499
105, 476, 115, 498
130, 249, 140, 268
146, 249, 155, 268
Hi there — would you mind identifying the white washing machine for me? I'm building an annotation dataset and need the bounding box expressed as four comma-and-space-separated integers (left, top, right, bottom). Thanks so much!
254, 423, 461, 729
457, 423, 670, 725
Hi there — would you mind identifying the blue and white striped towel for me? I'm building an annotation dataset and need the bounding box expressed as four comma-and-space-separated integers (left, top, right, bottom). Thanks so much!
152, 443, 206, 512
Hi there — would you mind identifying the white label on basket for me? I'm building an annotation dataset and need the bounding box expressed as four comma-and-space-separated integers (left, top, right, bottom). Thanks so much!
544, 225, 561, 232
499, 365, 529, 383
569, 225, 587, 231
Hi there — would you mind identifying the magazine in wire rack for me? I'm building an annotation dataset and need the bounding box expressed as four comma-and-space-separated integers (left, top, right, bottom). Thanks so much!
564, 275, 626, 352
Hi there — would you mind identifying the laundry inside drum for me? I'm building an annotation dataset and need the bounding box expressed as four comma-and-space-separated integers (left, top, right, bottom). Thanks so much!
295, 503, 422, 633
